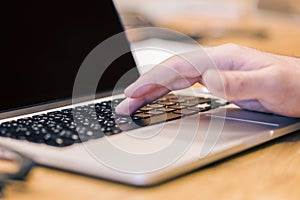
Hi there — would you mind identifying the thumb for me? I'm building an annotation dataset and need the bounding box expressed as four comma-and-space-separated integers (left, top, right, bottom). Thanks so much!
202, 69, 267, 101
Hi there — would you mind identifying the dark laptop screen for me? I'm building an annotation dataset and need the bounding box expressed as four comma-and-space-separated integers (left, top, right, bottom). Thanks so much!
1, 0, 139, 112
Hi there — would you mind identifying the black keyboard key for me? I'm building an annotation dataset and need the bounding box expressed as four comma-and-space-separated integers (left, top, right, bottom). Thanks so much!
171, 99, 186, 103
132, 112, 182, 127
146, 104, 164, 109
132, 113, 151, 119
138, 106, 153, 112
168, 105, 187, 110
158, 107, 177, 113
179, 102, 198, 107
173, 109, 199, 116
190, 98, 211, 104
103, 127, 122, 135
146, 110, 165, 116
158, 101, 176, 106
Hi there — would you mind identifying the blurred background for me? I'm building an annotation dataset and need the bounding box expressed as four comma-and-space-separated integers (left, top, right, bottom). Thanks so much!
114, 0, 300, 57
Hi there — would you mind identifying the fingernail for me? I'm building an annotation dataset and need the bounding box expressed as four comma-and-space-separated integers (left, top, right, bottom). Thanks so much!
115, 99, 131, 115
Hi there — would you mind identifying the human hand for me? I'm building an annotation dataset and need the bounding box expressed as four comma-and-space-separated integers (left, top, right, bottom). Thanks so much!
115, 44, 300, 117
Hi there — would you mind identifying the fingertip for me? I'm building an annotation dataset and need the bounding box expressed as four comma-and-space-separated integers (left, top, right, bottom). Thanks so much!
115, 98, 132, 115
115, 98, 146, 115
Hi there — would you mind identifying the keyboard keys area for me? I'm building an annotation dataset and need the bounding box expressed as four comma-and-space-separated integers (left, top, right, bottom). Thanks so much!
0, 94, 228, 147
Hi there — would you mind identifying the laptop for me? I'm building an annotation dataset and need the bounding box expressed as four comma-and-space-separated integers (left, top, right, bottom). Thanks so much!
1, 0, 300, 186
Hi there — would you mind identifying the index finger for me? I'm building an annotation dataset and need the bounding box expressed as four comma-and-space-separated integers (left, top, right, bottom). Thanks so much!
115, 49, 216, 115
124, 51, 214, 98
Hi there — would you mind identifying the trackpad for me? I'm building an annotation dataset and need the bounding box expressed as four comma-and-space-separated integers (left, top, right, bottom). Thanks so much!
208, 108, 300, 127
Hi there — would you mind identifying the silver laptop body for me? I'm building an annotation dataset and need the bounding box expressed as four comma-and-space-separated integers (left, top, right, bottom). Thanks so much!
1, 0, 299, 186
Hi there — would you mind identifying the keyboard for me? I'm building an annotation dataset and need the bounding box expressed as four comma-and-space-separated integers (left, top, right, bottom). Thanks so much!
0, 94, 228, 147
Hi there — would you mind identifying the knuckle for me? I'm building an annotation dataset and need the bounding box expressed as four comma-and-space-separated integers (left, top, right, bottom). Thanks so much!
164, 55, 184, 70
167, 55, 199, 76
218, 43, 243, 53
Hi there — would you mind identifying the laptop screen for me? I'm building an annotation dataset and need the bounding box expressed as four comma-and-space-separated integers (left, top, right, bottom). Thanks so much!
1, 0, 139, 112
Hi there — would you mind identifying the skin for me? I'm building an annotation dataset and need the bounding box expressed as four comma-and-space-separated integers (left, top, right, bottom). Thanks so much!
115, 43, 300, 118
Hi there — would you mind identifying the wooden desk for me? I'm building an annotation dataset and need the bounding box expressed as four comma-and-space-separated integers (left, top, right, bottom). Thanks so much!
5, 11, 300, 200
4, 131, 300, 200
162, 13, 300, 57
